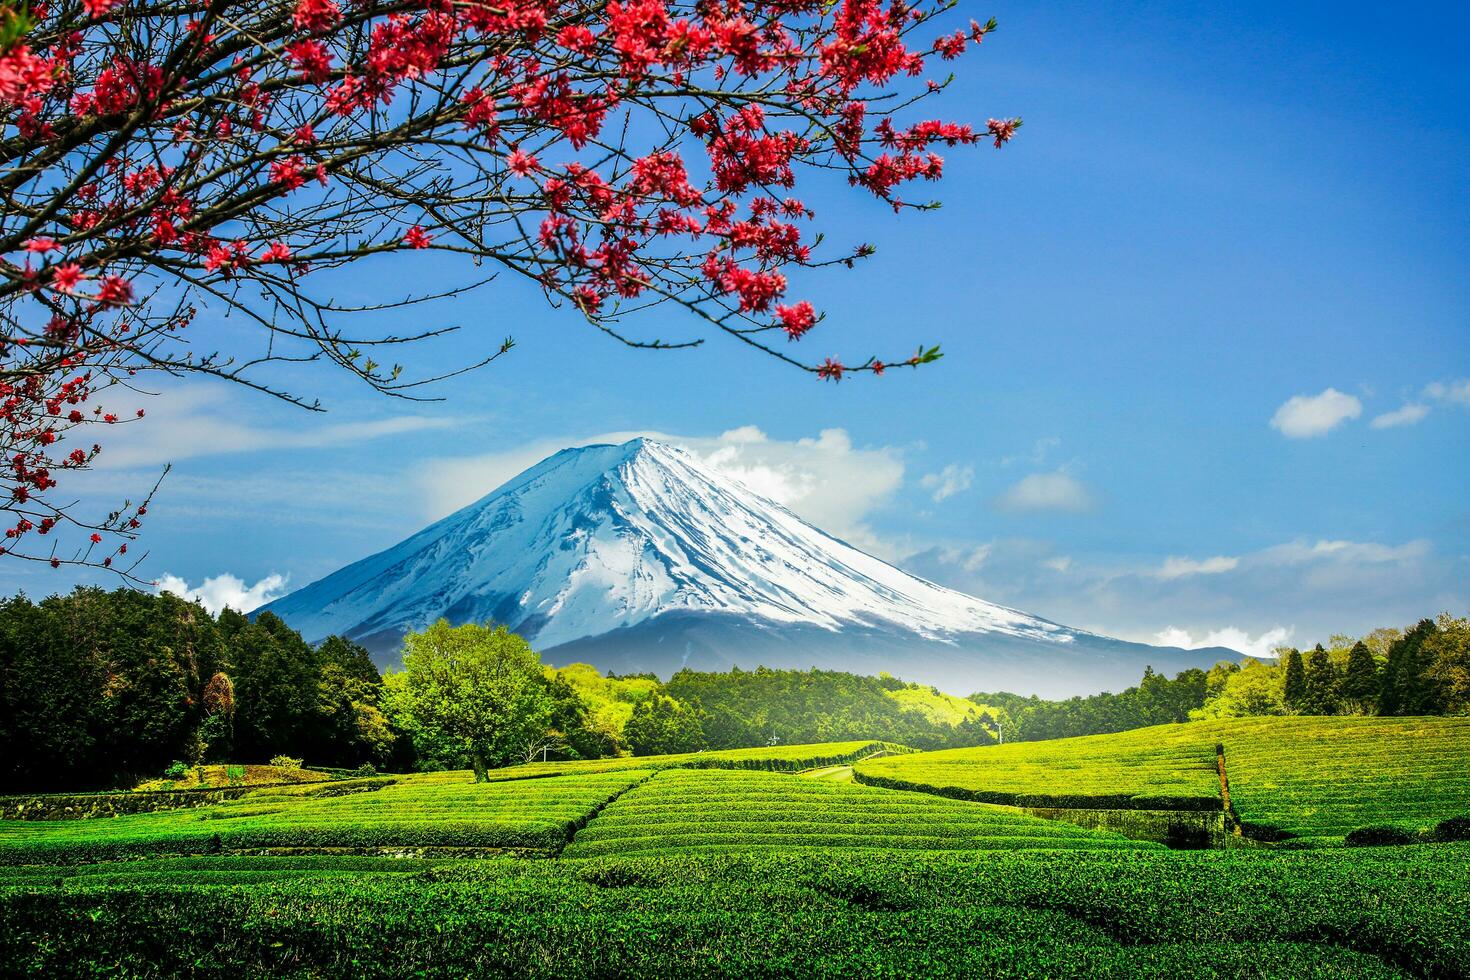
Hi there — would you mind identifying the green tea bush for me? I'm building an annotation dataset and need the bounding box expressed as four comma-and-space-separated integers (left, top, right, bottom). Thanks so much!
1432, 816, 1470, 842
1344, 826, 1417, 847
269, 755, 304, 770
854, 728, 1220, 810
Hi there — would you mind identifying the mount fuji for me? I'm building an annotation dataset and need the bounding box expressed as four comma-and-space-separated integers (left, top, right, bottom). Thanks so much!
258, 438, 1230, 697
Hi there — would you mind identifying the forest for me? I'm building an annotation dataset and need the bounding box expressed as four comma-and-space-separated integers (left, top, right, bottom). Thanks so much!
1, 586, 1465, 792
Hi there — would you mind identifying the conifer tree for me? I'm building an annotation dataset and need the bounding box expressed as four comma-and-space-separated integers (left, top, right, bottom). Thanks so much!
1302, 644, 1340, 715
1341, 641, 1380, 714
1282, 649, 1307, 712
1380, 619, 1438, 715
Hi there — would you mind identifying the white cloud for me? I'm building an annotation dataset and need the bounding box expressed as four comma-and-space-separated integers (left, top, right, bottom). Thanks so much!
418, 427, 906, 553
1269, 388, 1362, 438
156, 571, 288, 615
1156, 555, 1240, 579
1370, 403, 1430, 429
905, 530, 1449, 663
96, 385, 461, 468
1042, 556, 1073, 573
1258, 538, 1431, 566
919, 464, 974, 503
991, 470, 1094, 514
1153, 625, 1293, 660
1425, 378, 1470, 407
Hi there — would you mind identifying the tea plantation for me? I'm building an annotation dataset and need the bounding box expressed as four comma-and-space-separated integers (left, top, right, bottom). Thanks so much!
2, 848, 1468, 976
854, 716, 1470, 843
3, 731, 1470, 976
562, 769, 1155, 858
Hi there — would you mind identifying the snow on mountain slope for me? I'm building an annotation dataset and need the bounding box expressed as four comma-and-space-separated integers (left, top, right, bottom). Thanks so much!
261, 437, 1081, 653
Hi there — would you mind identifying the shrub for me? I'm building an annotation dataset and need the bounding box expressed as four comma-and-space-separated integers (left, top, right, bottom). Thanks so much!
163, 761, 189, 780
1344, 825, 1417, 847
1431, 816, 1470, 842
224, 766, 247, 787
269, 756, 304, 770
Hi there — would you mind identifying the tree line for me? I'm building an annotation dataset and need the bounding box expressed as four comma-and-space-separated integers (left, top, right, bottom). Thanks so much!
0, 589, 1008, 790
3, 586, 1464, 791
985, 614, 1470, 740
1195, 615, 1469, 720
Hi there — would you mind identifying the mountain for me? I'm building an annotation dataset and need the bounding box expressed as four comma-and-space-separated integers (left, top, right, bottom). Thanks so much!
258, 438, 1232, 697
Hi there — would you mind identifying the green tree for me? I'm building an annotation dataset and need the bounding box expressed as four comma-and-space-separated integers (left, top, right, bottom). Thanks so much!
312, 636, 393, 767
1422, 614, 1470, 715
1380, 619, 1437, 715
0, 593, 108, 791
1340, 641, 1379, 714
384, 622, 556, 781
1362, 627, 1403, 659
625, 694, 707, 755
1192, 659, 1286, 719
1301, 645, 1340, 715
1282, 649, 1307, 712
230, 612, 322, 761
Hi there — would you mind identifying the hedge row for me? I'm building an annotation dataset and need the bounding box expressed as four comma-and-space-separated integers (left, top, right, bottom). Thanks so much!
852, 772, 1222, 812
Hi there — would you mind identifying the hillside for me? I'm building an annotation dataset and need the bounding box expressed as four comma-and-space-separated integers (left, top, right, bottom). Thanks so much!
854, 716, 1470, 843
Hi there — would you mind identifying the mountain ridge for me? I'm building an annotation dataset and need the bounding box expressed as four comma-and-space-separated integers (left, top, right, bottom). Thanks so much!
258, 438, 1231, 696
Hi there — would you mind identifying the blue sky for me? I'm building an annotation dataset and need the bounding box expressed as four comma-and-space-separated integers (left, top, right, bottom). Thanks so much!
12, 0, 1468, 658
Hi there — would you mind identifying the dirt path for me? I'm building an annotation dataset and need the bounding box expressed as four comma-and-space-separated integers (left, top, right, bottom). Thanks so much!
800, 765, 854, 782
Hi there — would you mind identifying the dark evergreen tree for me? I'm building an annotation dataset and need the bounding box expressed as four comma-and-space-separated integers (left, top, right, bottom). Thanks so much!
1282, 649, 1307, 712
1380, 619, 1437, 716
1301, 644, 1340, 715
0, 593, 107, 791
230, 611, 324, 761
1341, 641, 1379, 714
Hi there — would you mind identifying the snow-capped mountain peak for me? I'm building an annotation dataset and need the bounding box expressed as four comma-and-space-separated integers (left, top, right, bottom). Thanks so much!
262, 437, 1070, 651
259, 438, 1227, 695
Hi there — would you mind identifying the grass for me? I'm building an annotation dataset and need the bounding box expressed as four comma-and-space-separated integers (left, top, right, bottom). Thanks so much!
854, 717, 1470, 843
0, 770, 651, 863
562, 768, 1159, 858
2, 847, 1467, 976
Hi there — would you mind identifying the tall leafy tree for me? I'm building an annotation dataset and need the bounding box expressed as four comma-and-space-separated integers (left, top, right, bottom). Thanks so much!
384, 622, 555, 781
1422, 614, 1470, 715
230, 611, 322, 761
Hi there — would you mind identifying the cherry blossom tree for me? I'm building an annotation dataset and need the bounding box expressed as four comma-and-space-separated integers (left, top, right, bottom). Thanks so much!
0, 0, 1018, 573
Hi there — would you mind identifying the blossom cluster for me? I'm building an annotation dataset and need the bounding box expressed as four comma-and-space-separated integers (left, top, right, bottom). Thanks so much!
0, 0, 1016, 568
